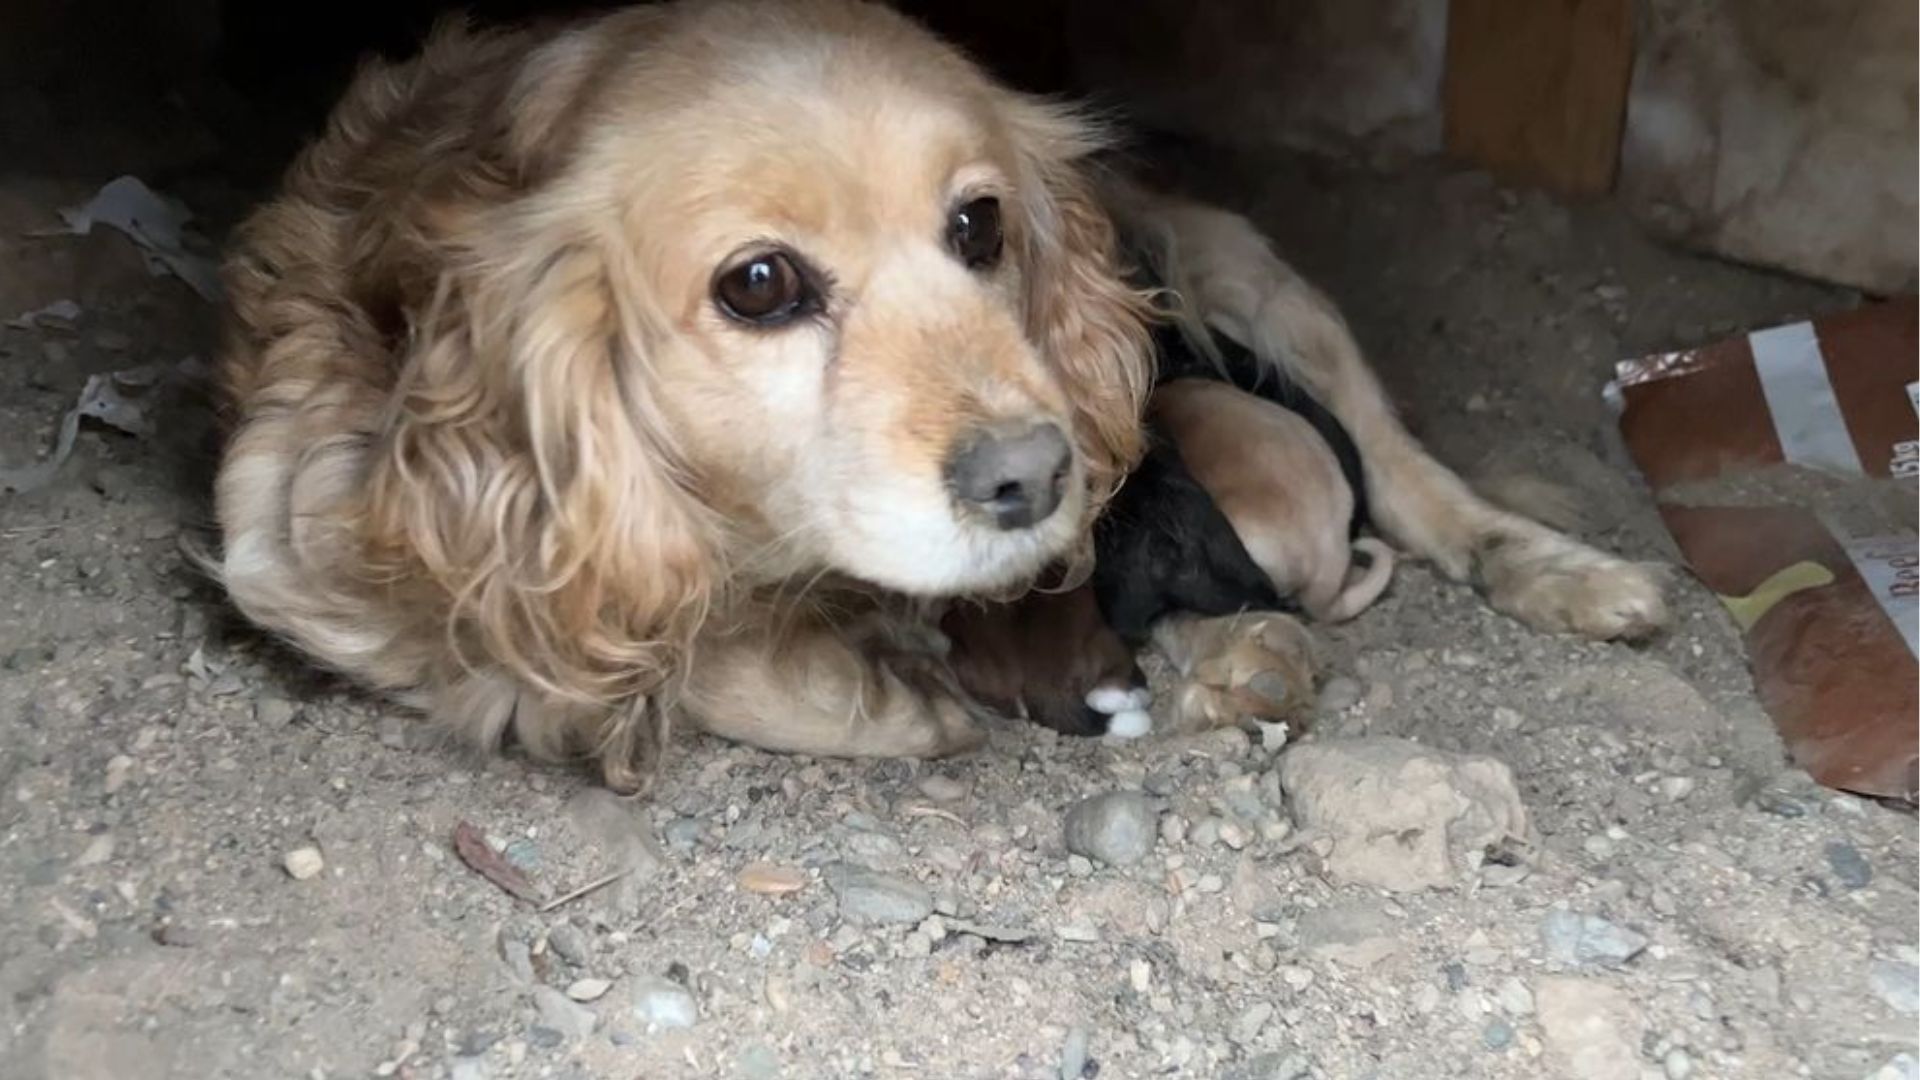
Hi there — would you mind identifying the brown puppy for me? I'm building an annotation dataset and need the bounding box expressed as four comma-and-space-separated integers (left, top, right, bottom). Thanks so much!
1151, 378, 1395, 623
942, 586, 1151, 738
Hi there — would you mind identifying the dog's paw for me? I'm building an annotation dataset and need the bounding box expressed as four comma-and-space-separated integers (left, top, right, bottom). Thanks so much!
1474, 527, 1668, 641
1154, 612, 1317, 733
1083, 684, 1154, 740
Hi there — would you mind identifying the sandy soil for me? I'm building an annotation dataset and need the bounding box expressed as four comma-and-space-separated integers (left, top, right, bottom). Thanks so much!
0, 94, 1915, 1080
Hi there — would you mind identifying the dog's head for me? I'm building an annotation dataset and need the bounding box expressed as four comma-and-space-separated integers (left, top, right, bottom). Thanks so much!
381, 0, 1154, 703
420, 3, 1145, 570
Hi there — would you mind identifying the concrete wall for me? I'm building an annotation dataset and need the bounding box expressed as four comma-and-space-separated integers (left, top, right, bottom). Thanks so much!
1618, 0, 1918, 293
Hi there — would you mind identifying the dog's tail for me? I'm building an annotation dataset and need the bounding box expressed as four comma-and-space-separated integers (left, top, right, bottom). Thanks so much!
1320, 538, 1396, 622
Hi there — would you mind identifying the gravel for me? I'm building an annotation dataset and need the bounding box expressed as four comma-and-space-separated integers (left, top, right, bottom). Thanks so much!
1062, 791, 1159, 866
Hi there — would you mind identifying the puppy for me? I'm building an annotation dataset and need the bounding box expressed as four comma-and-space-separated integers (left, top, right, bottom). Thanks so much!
941, 584, 1151, 738
1152, 377, 1395, 622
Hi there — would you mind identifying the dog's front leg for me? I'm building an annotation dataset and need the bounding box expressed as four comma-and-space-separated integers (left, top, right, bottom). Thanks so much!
679, 611, 985, 759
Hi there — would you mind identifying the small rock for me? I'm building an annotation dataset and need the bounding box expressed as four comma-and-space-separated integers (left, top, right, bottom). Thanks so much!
630, 975, 699, 1030
1060, 1026, 1090, 1080
282, 847, 325, 881
1278, 737, 1527, 892
825, 864, 933, 926
500, 935, 535, 984
1869, 959, 1920, 1014
1297, 903, 1401, 970
1482, 1018, 1513, 1051
1315, 676, 1361, 714
74, 833, 115, 868
1826, 842, 1873, 890
1869, 1053, 1919, 1080
255, 696, 297, 726
663, 817, 706, 853
565, 978, 612, 1002
1129, 959, 1152, 994
1536, 977, 1642, 1080
1495, 977, 1534, 1016
738, 862, 808, 895
1662, 1048, 1693, 1079
377, 715, 410, 749
1063, 792, 1159, 867
1233, 1001, 1275, 1045
1540, 910, 1647, 968
900, 932, 933, 958
1656, 776, 1696, 802
547, 924, 591, 967
1055, 922, 1102, 943
1752, 790, 1809, 818
531, 985, 597, 1041
103, 755, 135, 795
918, 774, 968, 802
736, 1041, 783, 1080
449, 1057, 490, 1080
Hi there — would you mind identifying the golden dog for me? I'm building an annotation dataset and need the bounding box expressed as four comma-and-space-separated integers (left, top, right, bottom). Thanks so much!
214, 0, 1666, 791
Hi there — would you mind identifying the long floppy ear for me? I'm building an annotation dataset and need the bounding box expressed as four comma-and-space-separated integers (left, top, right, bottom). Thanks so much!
1006, 98, 1157, 510
366, 196, 720, 736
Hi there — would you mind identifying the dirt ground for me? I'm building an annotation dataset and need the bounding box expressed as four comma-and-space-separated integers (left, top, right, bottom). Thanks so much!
1, 84, 1916, 1080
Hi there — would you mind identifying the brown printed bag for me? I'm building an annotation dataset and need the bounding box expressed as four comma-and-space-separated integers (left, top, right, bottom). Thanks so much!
1610, 298, 1918, 801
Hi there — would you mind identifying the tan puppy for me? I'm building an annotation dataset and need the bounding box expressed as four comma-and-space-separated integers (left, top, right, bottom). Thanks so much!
1151, 378, 1395, 623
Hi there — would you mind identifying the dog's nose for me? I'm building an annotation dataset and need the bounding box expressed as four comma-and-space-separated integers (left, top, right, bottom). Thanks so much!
945, 421, 1072, 530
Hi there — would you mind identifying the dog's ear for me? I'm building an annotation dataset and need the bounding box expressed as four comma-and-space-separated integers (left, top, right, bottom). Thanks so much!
368, 197, 719, 744
1004, 98, 1156, 510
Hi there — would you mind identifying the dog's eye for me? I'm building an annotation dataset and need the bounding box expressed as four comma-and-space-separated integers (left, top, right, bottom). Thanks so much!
713, 251, 814, 326
948, 197, 1004, 270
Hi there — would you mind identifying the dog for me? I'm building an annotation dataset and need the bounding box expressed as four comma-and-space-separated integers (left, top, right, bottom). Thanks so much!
1152, 378, 1395, 622
213, 0, 1667, 792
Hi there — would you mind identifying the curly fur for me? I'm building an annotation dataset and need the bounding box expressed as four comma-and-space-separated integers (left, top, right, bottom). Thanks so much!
214, 0, 1153, 791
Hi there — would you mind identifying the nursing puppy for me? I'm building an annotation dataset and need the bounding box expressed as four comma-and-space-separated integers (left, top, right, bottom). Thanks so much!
941, 584, 1151, 738
1152, 378, 1395, 623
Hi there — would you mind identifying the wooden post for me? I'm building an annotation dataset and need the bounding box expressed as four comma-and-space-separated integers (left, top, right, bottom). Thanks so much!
1443, 0, 1636, 196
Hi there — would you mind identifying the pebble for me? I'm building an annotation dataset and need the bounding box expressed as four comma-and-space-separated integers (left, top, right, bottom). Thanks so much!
1217, 821, 1250, 851
1496, 977, 1535, 1016
663, 817, 706, 853
1539, 910, 1648, 968
1129, 959, 1152, 994
1059, 1026, 1090, 1080
736, 1041, 783, 1080
564, 978, 612, 1002
825, 864, 933, 925
1825, 842, 1873, 889
1482, 1018, 1514, 1051
918, 774, 968, 802
1869, 959, 1920, 1014
1063, 792, 1158, 866
630, 975, 700, 1030
74, 833, 115, 867
1232, 1001, 1274, 1045
738, 862, 808, 895
282, 847, 325, 881
1656, 776, 1696, 802
531, 986, 597, 1041
103, 755, 135, 795
254, 696, 298, 726
1055, 922, 1102, 943
547, 924, 591, 966
449, 1057, 490, 1080
1662, 1048, 1693, 1079
1315, 676, 1361, 714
